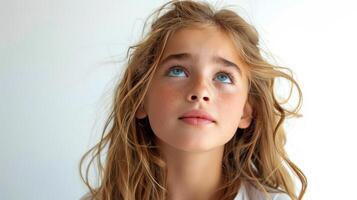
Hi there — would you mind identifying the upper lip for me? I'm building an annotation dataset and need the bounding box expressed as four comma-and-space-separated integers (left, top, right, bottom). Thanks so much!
179, 109, 216, 122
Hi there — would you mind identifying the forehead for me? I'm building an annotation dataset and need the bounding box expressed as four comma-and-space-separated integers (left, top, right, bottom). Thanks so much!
163, 26, 238, 58
160, 25, 247, 72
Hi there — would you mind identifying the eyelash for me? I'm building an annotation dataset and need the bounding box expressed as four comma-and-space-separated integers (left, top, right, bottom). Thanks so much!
165, 65, 236, 84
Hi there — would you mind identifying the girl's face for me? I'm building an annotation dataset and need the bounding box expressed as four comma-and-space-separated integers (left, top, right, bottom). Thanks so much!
136, 26, 252, 152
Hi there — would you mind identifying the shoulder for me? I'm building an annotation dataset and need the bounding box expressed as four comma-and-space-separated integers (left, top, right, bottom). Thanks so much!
271, 193, 291, 200
79, 192, 93, 200
234, 183, 291, 200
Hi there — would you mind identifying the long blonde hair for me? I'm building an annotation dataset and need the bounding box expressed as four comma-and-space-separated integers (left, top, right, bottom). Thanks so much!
79, 1, 307, 199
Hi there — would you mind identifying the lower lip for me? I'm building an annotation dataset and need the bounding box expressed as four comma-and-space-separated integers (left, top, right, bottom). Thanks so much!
179, 117, 214, 125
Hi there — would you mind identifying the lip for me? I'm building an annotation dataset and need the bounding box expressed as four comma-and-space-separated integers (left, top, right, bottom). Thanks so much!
179, 117, 214, 126
178, 109, 216, 123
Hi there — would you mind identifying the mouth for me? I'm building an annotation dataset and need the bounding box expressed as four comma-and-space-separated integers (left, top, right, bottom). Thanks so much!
179, 109, 216, 125
179, 117, 215, 125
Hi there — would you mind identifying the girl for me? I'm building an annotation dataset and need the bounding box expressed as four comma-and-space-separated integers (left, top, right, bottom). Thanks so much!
79, 1, 307, 200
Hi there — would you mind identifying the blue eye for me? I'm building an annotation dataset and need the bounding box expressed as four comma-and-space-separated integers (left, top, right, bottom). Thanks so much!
215, 73, 233, 84
167, 67, 186, 77
166, 66, 234, 84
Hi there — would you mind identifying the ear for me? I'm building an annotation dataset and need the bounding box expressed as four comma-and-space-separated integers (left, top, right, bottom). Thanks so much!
135, 103, 148, 119
238, 101, 253, 129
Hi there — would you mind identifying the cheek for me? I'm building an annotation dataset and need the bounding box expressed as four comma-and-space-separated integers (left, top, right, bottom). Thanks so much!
218, 89, 247, 127
145, 81, 181, 120
144, 82, 183, 143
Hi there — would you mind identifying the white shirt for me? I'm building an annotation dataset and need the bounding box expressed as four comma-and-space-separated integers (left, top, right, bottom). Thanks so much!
80, 183, 291, 200
234, 183, 291, 200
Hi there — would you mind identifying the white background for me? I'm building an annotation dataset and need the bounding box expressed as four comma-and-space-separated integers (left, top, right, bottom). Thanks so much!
1, 0, 356, 199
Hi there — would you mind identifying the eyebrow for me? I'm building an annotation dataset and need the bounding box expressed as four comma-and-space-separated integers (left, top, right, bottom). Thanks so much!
159, 53, 242, 74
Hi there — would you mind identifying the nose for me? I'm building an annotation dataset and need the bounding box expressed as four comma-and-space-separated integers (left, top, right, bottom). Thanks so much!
186, 77, 211, 103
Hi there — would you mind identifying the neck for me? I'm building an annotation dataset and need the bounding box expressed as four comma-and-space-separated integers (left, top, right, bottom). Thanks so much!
157, 139, 225, 200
